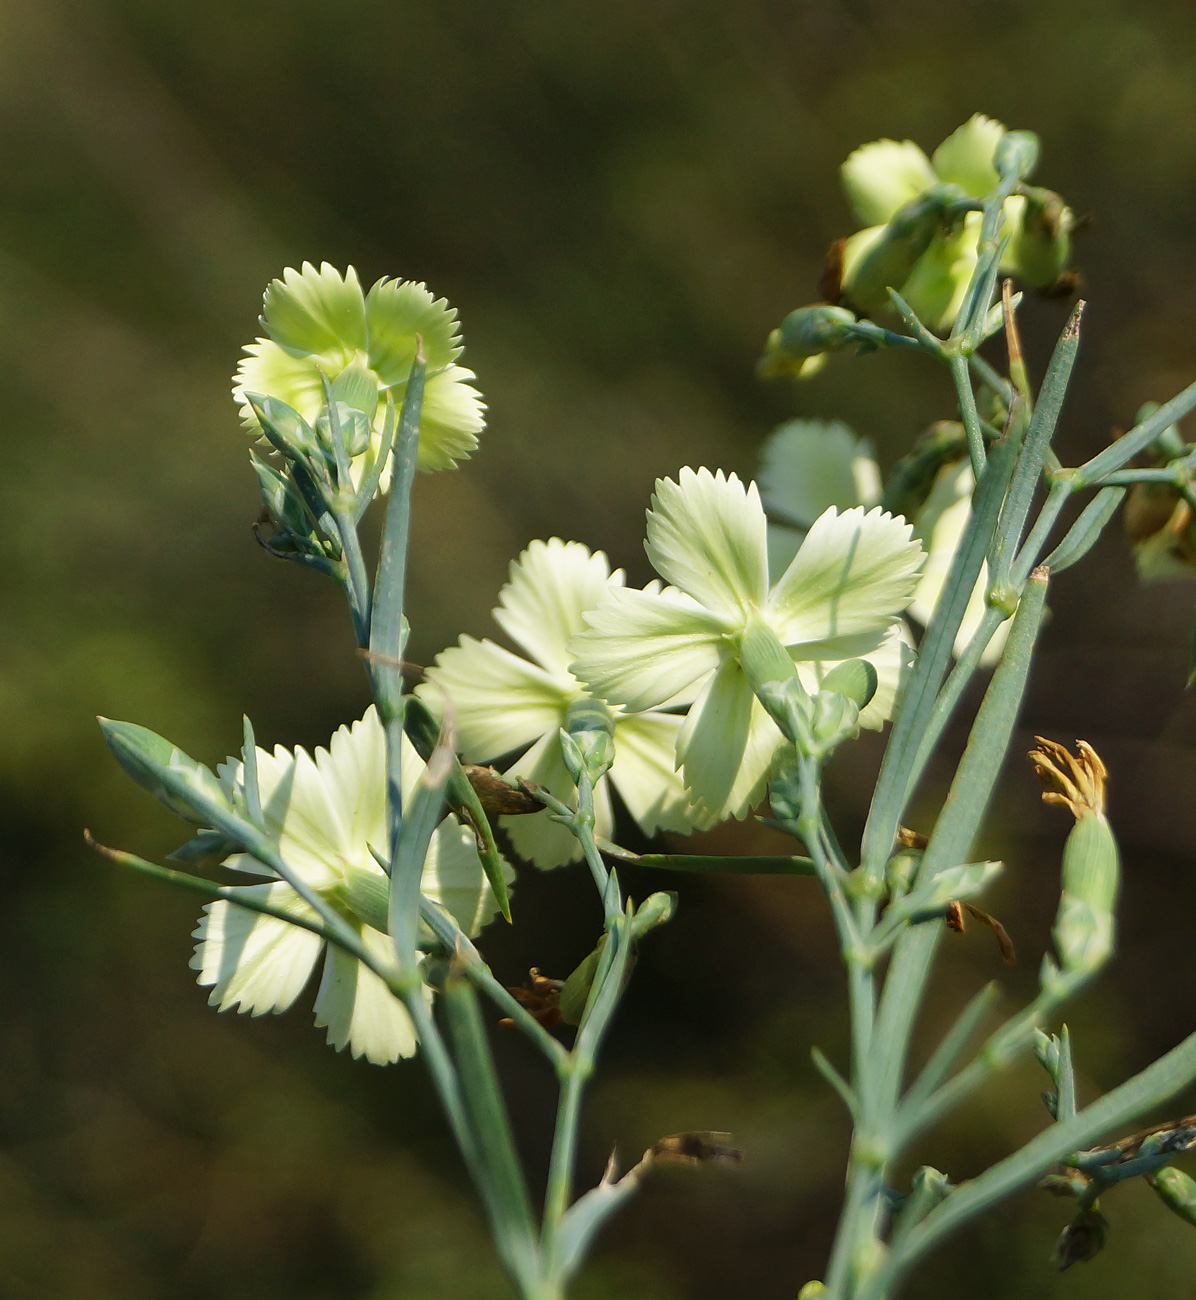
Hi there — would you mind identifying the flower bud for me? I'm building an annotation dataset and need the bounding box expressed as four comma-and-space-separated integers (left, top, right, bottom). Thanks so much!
839, 184, 964, 316
1005, 186, 1074, 289
820, 658, 878, 710
1149, 1165, 1196, 1227
629, 891, 677, 941
994, 130, 1040, 183
758, 304, 858, 379
562, 697, 616, 784
99, 718, 234, 828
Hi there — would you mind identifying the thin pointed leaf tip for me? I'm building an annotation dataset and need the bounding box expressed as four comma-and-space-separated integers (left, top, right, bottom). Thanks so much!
233, 263, 485, 475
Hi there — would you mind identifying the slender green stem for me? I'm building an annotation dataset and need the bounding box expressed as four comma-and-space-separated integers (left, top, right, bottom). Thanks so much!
950, 354, 987, 478
370, 350, 426, 719
543, 1058, 590, 1264
898, 981, 1001, 1122
1009, 476, 1073, 587
86, 834, 384, 974
332, 508, 373, 647
1044, 485, 1125, 573
907, 605, 1006, 787
440, 976, 543, 1289
969, 352, 1012, 404
1077, 376, 1196, 482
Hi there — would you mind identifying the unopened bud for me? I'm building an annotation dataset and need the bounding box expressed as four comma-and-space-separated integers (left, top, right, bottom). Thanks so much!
820, 658, 878, 710
562, 697, 616, 784
629, 891, 677, 941
758, 304, 858, 379
839, 184, 963, 316
99, 718, 234, 828
994, 130, 1040, 183
1007, 186, 1074, 289
1149, 1165, 1196, 1227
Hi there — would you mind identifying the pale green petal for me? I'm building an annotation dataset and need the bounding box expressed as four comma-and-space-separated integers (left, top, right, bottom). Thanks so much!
675, 661, 782, 827
191, 884, 323, 1015
840, 225, 887, 284
897, 213, 981, 333
759, 419, 880, 530
931, 114, 1005, 197
414, 365, 485, 473
234, 338, 326, 429
313, 924, 419, 1065
272, 744, 355, 887
423, 815, 515, 934
570, 586, 728, 712
842, 139, 937, 225
364, 277, 462, 380
260, 262, 367, 361
644, 468, 768, 618
493, 539, 623, 677
419, 635, 570, 762
316, 707, 388, 861
221, 743, 340, 888
768, 507, 924, 649
608, 711, 697, 836
502, 732, 614, 869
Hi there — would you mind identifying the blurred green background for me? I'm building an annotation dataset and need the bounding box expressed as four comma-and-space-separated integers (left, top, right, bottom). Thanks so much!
6, 0, 1196, 1295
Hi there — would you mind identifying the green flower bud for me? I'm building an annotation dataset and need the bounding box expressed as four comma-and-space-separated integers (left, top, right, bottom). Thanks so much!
797, 1284, 827, 1300
1029, 737, 1120, 978
1149, 1166, 1196, 1227
629, 891, 677, 941
758, 304, 858, 379
559, 936, 606, 1026
757, 678, 860, 761
839, 185, 964, 316
99, 718, 234, 828
820, 658, 878, 710
1004, 186, 1074, 289
994, 130, 1040, 183
562, 697, 616, 785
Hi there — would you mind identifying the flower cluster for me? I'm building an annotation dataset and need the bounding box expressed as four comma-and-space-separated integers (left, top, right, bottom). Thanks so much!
424, 470, 922, 849
761, 115, 1075, 378
835, 114, 1074, 330
192, 708, 512, 1065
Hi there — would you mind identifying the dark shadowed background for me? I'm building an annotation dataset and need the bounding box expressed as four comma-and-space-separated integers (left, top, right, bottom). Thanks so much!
4, 0, 1196, 1296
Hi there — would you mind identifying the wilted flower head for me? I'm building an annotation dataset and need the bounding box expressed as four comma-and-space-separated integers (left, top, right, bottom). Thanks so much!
419, 539, 697, 868
571, 467, 923, 826
192, 707, 511, 1065
234, 262, 485, 475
